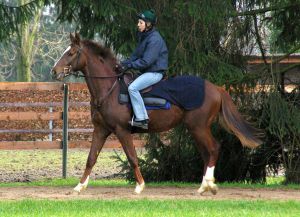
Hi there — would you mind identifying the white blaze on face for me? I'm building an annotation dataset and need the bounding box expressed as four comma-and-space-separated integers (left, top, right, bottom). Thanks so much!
54, 46, 71, 66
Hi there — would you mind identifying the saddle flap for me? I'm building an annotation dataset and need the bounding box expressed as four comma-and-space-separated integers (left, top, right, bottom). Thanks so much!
122, 71, 153, 94
123, 71, 134, 86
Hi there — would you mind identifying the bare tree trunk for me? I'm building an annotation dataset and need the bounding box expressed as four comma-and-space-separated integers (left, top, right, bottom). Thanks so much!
16, 0, 42, 82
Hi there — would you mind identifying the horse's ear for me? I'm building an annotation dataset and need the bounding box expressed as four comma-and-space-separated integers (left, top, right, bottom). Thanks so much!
70, 32, 80, 45
75, 32, 81, 43
70, 33, 75, 43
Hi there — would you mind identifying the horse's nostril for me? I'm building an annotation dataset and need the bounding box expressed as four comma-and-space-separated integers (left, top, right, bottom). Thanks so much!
51, 69, 57, 80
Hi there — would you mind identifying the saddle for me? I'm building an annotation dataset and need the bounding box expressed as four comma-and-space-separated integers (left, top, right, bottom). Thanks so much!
118, 71, 170, 108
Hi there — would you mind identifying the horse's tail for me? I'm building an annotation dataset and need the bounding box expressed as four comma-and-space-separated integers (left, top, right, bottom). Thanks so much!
218, 87, 262, 148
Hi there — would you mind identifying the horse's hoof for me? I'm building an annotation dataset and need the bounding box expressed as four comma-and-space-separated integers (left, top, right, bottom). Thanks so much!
207, 179, 218, 195
73, 184, 82, 193
134, 182, 145, 194
211, 188, 218, 195
73, 183, 87, 193
73, 176, 89, 193
198, 177, 209, 195
197, 185, 209, 195
210, 184, 218, 195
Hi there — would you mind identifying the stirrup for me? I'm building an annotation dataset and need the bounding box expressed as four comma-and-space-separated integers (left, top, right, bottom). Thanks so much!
128, 118, 149, 129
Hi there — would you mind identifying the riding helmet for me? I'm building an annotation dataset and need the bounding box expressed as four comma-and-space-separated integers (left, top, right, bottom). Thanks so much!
137, 9, 157, 25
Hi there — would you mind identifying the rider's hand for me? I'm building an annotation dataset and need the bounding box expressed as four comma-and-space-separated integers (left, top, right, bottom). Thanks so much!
115, 63, 130, 73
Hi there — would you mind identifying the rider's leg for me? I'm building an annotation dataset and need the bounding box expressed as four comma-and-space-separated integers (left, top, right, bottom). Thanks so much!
128, 72, 163, 122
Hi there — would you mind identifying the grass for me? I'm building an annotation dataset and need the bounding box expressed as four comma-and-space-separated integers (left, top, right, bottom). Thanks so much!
0, 150, 298, 216
220, 176, 300, 189
0, 199, 299, 217
0, 149, 126, 173
0, 176, 299, 190
0, 177, 130, 187
0, 149, 298, 190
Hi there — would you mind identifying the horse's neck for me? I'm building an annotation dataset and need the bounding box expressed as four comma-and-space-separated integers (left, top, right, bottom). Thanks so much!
83, 58, 118, 104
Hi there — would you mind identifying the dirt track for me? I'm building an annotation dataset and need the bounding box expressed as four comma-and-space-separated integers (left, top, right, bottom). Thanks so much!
0, 186, 299, 200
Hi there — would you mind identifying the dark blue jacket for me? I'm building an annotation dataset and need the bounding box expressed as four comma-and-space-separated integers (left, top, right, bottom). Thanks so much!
121, 28, 168, 73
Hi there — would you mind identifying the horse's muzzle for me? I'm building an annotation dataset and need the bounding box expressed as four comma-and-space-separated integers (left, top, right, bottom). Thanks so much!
51, 65, 72, 81
51, 68, 64, 81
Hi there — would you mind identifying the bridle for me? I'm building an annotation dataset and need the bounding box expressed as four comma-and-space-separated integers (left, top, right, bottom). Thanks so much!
64, 45, 125, 107
64, 45, 124, 78
62, 45, 83, 77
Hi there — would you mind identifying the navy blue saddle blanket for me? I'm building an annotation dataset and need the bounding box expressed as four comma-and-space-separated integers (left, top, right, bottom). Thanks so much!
145, 75, 205, 110
120, 75, 205, 110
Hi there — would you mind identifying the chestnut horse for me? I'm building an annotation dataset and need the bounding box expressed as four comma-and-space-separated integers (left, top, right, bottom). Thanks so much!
51, 33, 262, 195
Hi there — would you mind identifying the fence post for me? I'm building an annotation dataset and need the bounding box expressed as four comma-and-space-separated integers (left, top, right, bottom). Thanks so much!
48, 106, 53, 141
62, 83, 69, 178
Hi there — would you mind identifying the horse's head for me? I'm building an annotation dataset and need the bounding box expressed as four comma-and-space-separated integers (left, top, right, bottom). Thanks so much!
51, 33, 85, 80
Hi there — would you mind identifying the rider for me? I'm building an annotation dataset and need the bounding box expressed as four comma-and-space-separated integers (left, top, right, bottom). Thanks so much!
121, 9, 168, 129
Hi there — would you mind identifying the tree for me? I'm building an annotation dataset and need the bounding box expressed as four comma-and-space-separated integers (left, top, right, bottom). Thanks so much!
0, 1, 77, 81
0, 0, 44, 81
15, 0, 43, 81
0, 0, 42, 41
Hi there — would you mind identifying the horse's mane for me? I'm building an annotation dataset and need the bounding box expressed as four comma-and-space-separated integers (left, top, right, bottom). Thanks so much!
82, 40, 115, 61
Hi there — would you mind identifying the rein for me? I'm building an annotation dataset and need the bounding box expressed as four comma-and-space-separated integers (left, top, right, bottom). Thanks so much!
74, 71, 125, 107
94, 79, 118, 108
70, 71, 124, 79
68, 46, 126, 107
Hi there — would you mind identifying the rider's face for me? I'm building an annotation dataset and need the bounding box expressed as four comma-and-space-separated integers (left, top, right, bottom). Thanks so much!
137, 19, 146, 32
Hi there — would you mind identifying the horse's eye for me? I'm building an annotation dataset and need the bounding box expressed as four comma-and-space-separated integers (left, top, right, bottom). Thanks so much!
68, 47, 77, 56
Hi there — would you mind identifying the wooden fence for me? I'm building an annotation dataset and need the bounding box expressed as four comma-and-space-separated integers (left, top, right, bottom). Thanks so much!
0, 82, 143, 150
0, 82, 296, 151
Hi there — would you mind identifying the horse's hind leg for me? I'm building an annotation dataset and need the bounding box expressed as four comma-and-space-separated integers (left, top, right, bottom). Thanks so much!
115, 128, 145, 194
185, 82, 221, 195
187, 122, 220, 195
193, 144, 210, 194
74, 125, 111, 192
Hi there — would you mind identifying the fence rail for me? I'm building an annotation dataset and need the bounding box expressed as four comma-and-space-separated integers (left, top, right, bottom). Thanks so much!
0, 111, 90, 121
0, 140, 144, 150
0, 102, 90, 107
0, 82, 86, 91
0, 82, 143, 150
0, 129, 93, 133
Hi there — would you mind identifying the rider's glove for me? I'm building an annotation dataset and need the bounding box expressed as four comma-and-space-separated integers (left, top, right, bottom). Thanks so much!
115, 64, 127, 73
120, 62, 132, 72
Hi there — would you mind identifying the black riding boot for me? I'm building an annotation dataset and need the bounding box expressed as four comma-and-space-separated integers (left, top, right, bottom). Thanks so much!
128, 119, 149, 129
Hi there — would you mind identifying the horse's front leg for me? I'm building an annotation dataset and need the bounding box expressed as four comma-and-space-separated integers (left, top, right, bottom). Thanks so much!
74, 125, 111, 193
115, 127, 145, 194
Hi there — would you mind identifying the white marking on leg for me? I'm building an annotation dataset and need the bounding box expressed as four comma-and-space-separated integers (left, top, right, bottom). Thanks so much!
204, 166, 218, 195
204, 166, 215, 181
198, 176, 208, 195
134, 182, 145, 194
198, 167, 218, 195
74, 175, 89, 193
